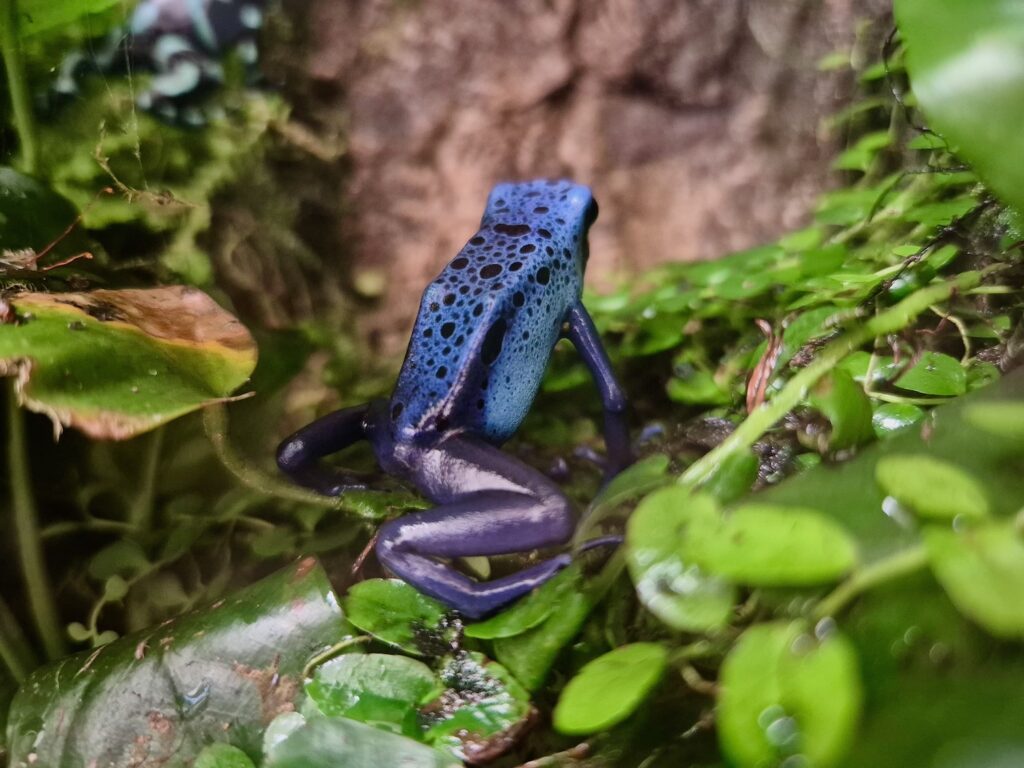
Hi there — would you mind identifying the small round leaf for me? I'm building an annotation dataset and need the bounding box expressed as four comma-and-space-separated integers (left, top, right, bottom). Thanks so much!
553, 643, 667, 735
684, 504, 858, 586
875, 454, 989, 520
626, 488, 736, 632
718, 622, 862, 768
343, 579, 448, 655
925, 523, 1024, 638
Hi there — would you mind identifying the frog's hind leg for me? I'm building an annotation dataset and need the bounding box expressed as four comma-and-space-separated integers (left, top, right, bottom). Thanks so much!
276, 403, 375, 495
375, 435, 576, 619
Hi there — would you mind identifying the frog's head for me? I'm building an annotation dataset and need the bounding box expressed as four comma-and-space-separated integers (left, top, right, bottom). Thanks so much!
484, 179, 599, 271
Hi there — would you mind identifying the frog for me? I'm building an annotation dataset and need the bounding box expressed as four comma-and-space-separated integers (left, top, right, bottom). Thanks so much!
52, 0, 267, 125
277, 179, 632, 618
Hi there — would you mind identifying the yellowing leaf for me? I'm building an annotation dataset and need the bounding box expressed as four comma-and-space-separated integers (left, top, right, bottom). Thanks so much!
0, 287, 256, 439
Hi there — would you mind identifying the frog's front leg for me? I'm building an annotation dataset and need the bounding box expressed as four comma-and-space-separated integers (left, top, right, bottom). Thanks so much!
277, 402, 377, 495
375, 435, 576, 619
564, 302, 634, 478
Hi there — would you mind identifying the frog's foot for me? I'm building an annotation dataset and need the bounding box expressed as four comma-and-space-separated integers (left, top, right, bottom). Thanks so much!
375, 435, 576, 619
577, 533, 623, 553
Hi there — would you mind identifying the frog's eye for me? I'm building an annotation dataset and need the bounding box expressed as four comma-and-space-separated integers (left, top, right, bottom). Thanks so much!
584, 198, 599, 229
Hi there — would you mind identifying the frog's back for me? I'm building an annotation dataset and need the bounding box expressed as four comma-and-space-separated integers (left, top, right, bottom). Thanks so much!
390, 180, 597, 444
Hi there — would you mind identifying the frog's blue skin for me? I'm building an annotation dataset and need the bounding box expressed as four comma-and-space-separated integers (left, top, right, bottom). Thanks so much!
277, 180, 632, 618
53, 0, 266, 125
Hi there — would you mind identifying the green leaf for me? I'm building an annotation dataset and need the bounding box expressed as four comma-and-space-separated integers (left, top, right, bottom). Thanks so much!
697, 448, 758, 505
0, 167, 91, 261
837, 351, 899, 386
265, 716, 459, 768
832, 131, 891, 172
666, 369, 732, 405
7, 558, 347, 767
718, 622, 862, 768
684, 503, 858, 586
421, 653, 533, 764
808, 369, 875, 450
587, 453, 672, 517
195, 743, 257, 768
0, 288, 257, 439
925, 523, 1024, 638
0, 0, 123, 37
492, 587, 594, 691
87, 540, 150, 580
625, 488, 736, 632
895, 351, 966, 396
553, 643, 667, 735
964, 401, 1024, 443
896, 0, 1024, 214
875, 454, 990, 520
305, 654, 437, 738
871, 402, 924, 438
465, 564, 581, 640
343, 579, 449, 656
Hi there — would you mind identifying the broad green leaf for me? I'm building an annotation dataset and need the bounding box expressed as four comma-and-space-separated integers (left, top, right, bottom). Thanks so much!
421, 653, 533, 764
626, 488, 736, 632
7, 558, 347, 767
684, 503, 858, 586
587, 453, 672, 517
492, 586, 594, 691
871, 402, 924, 438
809, 369, 875, 450
0, 288, 256, 439
0, 167, 91, 262
718, 622, 862, 768
343, 579, 448, 656
697, 448, 758, 505
305, 654, 437, 738
553, 643, 667, 735
896, 0, 1024, 214
925, 523, 1024, 639
195, 743, 257, 768
263, 712, 306, 755
837, 352, 899, 386
264, 716, 459, 768
875, 454, 989, 520
895, 352, 966, 396
964, 401, 1024, 443
0, 0, 123, 37
465, 564, 581, 640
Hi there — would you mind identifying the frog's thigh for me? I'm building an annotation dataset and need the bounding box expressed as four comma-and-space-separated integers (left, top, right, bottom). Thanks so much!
381, 435, 575, 558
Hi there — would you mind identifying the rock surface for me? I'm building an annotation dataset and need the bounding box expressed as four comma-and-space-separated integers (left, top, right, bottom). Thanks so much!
290, 0, 889, 350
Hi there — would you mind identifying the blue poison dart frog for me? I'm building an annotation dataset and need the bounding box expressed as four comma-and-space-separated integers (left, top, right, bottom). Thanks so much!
277, 180, 633, 618
53, 0, 268, 125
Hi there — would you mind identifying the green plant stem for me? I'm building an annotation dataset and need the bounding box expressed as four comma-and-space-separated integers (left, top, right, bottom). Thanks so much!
7, 383, 66, 659
203, 403, 422, 519
0, 0, 39, 174
128, 427, 164, 532
679, 271, 980, 488
0, 589, 37, 682
203, 404, 343, 508
814, 544, 929, 620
